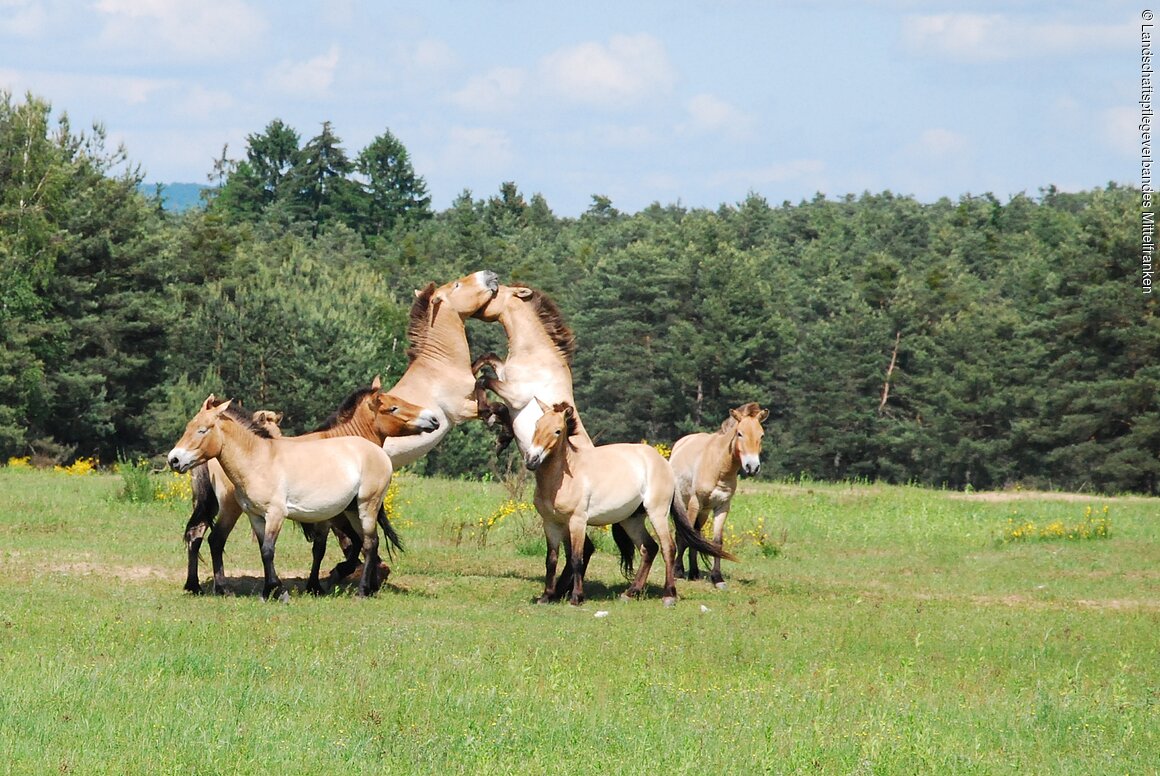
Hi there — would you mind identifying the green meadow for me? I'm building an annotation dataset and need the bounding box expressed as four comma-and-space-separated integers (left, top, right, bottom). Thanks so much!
0, 468, 1156, 775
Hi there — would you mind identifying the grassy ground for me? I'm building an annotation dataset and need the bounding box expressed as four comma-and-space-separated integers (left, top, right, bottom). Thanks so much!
0, 468, 1156, 774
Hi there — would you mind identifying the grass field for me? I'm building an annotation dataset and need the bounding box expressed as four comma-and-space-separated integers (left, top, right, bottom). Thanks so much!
0, 467, 1156, 775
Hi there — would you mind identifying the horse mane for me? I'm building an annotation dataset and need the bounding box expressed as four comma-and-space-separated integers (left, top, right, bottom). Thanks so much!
515, 285, 576, 366
216, 400, 276, 439
309, 385, 375, 433
717, 402, 765, 433
551, 401, 580, 440
406, 283, 437, 363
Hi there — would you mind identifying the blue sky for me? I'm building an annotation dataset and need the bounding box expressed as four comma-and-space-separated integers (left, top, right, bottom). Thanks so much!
0, 1, 1138, 216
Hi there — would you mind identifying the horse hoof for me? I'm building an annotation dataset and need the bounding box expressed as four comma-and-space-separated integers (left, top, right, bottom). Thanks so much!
714, 581, 728, 591
619, 593, 633, 602
183, 583, 203, 595
662, 596, 678, 607
277, 590, 291, 603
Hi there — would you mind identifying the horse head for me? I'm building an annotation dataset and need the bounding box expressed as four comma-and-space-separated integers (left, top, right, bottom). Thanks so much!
730, 403, 769, 476
472, 283, 533, 323
425, 270, 500, 323
168, 395, 233, 473
370, 391, 441, 437
250, 410, 284, 438
525, 399, 576, 471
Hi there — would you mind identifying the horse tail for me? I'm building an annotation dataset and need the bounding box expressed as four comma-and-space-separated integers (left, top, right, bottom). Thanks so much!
611, 523, 636, 579
377, 503, 404, 558
670, 501, 737, 565
183, 464, 217, 549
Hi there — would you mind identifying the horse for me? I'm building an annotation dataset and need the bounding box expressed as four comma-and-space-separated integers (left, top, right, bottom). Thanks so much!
469, 283, 600, 589
181, 377, 438, 595
471, 283, 593, 452
380, 270, 500, 467
525, 400, 734, 606
670, 402, 769, 588
169, 396, 402, 600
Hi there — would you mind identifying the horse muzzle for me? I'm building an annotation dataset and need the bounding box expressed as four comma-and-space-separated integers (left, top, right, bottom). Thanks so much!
525, 447, 546, 471
167, 447, 199, 473
740, 454, 761, 477
417, 410, 441, 432
479, 270, 500, 294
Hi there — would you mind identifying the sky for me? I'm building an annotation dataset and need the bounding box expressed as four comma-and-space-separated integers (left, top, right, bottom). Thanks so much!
0, 1, 1140, 216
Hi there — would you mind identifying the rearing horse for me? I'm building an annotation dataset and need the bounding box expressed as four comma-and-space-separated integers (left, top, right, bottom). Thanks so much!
671, 402, 769, 588
169, 397, 401, 600
525, 400, 734, 606
381, 270, 500, 467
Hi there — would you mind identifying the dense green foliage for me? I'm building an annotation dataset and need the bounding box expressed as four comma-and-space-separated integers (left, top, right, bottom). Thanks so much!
1, 93, 1155, 493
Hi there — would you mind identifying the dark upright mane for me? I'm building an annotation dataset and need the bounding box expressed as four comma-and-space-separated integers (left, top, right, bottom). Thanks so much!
551, 401, 580, 439
517, 285, 576, 365
717, 402, 766, 433
217, 400, 276, 439
309, 385, 375, 433
406, 283, 437, 363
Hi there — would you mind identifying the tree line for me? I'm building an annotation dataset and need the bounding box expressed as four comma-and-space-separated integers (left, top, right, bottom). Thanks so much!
2, 92, 1155, 494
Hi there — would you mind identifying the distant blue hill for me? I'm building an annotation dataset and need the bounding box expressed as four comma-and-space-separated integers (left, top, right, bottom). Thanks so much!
139, 182, 209, 212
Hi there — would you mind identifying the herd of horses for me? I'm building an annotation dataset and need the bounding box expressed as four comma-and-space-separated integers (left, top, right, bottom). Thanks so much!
167, 270, 769, 606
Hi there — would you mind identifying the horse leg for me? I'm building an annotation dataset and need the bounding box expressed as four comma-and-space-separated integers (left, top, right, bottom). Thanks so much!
305, 524, 328, 596
553, 533, 595, 599
686, 496, 707, 582
645, 502, 679, 607
619, 516, 658, 601
183, 464, 217, 594
355, 507, 382, 597
327, 517, 364, 584
538, 522, 566, 603
184, 521, 209, 594
253, 510, 286, 601
672, 494, 690, 580
567, 516, 588, 606
709, 504, 730, 589
208, 498, 244, 595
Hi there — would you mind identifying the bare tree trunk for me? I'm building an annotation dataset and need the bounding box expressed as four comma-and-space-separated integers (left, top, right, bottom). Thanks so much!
878, 331, 901, 415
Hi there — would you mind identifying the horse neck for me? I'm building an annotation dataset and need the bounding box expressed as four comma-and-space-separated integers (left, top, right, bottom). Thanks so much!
712, 429, 743, 479
415, 311, 472, 371
535, 438, 576, 490
303, 411, 381, 444
499, 306, 559, 362
212, 420, 271, 492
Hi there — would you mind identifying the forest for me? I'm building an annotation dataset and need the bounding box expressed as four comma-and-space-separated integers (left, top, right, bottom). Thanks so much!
1, 93, 1156, 494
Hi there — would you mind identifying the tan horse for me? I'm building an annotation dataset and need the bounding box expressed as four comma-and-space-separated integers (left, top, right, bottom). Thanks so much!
671, 402, 769, 588
169, 396, 402, 600
525, 401, 734, 606
381, 270, 500, 467
470, 284, 600, 590
181, 379, 437, 595
471, 283, 593, 452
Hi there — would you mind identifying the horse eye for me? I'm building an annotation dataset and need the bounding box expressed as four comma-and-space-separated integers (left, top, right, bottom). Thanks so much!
198, 427, 208, 435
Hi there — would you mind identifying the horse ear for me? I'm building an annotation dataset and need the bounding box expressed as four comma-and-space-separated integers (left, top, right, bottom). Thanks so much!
371, 375, 382, 390
758, 408, 770, 422
563, 404, 575, 419
514, 287, 534, 299
214, 398, 233, 413
730, 408, 742, 422
202, 395, 217, 411
535, 397, 551, 413
273, 412, 284, 425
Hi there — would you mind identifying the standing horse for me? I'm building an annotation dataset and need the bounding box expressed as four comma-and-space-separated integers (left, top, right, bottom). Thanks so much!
525, 400, 734, 606
381, 270, 500, 467
169, 396, 401, 600
470, 283, 600, 591
182, 377, 438, 595
671, 402, 769, 588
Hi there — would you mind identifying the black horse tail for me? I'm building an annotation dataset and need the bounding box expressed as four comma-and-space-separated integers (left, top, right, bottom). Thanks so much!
611, 523, 637, 579
377, 504, 404, 558
671, 500, 737, 567
183, 463, 217, 549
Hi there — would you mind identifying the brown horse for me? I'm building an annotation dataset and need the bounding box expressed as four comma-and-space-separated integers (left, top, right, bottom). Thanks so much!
169, 396, 401, 600
525, 400, 734, 606
182, 377, 438, 595
381, 270, 500, 467
671, 402, 769, 588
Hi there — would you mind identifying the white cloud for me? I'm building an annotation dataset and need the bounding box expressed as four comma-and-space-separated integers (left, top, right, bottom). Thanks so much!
266, 46, 341, 98
540, 33, 676, 108
903, 13, 1128, 62
914, 128, 969, 157
0, 0, 47, 37
94, 0, 266, 60
439, 126, 515, 175
450, 67, 527, 112
1101, 106, 1136, 157
685, 93, 755, 139
0, 68, 169, 106
175, 85, 236, 119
